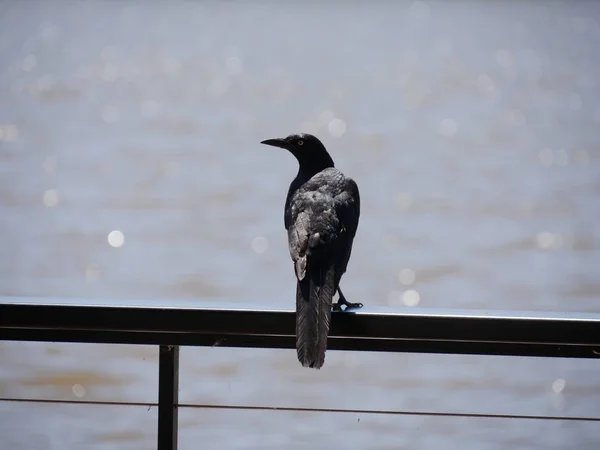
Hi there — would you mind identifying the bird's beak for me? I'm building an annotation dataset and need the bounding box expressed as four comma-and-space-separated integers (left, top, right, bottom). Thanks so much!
260, 138, 288, 149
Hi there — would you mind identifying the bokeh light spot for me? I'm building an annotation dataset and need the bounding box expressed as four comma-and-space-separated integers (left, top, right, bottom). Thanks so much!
403, 289, 421, 307
552, 378, 566, 394
101, 64, 118, 82
251, 236, 269, 254
328, 119, 347, 137
40, 22, 59, 41
476, 74, 496, 96
225, 56, 243, 75
495, 49, 515, 68
535, 231, 562, 250
22, 55, 37, 72
72, 384, 86, 398
318, 110, 335, 125
0, 124, 19, 142
509, 109, 526, 126
108, 230, 125, 248
438, 119, 457, 137
43, 189, 59, 207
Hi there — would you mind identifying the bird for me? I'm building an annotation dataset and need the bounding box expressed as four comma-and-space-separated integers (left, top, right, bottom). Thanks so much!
260, 133, 362, 369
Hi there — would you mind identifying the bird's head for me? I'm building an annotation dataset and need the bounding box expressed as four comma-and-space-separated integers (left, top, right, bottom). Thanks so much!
260, 133, 334, 172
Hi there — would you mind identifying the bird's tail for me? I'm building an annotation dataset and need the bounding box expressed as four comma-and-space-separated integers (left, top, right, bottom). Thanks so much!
296, 260, 335, 369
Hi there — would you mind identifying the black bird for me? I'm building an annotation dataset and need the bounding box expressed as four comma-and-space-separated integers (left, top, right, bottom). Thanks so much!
261, 133, 362, 369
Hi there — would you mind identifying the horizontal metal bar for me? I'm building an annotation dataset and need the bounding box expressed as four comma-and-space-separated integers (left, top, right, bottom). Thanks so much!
1, 328, 598, 359
2, 398, 600, 422
1, 298, 600, 359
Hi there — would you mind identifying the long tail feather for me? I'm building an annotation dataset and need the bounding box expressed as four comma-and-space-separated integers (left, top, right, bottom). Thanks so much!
296, 263, 335, 369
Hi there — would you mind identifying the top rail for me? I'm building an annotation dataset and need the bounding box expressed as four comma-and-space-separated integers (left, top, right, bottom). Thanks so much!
1, 297, 599, 359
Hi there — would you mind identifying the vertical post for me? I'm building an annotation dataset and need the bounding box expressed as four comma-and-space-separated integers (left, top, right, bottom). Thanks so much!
158, 345, 179, 450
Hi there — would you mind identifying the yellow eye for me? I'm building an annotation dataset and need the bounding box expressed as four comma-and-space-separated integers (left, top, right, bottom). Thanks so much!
297, 140, 304, 146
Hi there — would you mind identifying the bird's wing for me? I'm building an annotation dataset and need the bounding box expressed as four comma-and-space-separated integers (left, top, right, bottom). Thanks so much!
286, 188, 336, 280
334, 177, 360, 240
285, 176, 305, 230
286, 200, 311, 280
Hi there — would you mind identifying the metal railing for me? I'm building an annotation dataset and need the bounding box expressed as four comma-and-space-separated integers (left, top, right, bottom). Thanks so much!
1, 297, 600, 449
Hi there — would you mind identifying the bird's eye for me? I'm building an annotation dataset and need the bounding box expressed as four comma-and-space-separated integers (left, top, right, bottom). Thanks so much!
297, 140, 304, 146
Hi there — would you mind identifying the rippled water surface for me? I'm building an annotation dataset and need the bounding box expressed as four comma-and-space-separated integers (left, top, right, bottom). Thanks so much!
1, 1, 600, 449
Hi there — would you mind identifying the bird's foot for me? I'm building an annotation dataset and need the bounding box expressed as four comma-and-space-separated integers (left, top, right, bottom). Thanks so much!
333, 287, 363, 311
344, 301, 364, 310
333, 296, 364, 312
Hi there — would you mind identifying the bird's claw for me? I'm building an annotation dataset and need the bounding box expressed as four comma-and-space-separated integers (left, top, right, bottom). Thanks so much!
332, 301, 363, 312
345, 301, 364, 310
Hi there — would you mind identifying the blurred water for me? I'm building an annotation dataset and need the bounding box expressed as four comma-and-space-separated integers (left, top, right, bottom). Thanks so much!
1, 1, 599, 449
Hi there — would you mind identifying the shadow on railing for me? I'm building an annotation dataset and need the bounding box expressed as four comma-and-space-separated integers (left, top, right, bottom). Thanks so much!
2, 297, 600, 449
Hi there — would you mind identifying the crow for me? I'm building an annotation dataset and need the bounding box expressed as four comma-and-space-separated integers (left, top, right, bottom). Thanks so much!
261, 133, 362, 368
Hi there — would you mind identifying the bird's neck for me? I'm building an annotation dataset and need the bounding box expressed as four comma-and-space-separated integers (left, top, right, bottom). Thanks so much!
297, 154, 335, 178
